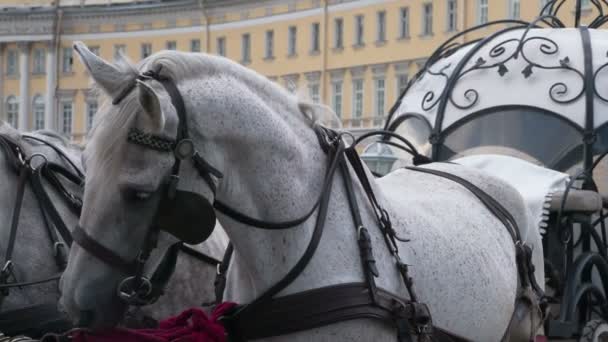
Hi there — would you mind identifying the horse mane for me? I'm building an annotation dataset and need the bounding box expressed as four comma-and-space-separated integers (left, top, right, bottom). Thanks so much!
89, 50, 341, 185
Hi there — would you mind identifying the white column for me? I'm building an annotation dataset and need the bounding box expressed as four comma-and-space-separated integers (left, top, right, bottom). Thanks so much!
17, 42, 30, 131
45, 41, 56, 131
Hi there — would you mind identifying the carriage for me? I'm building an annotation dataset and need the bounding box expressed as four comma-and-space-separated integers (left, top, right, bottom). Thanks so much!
381, 0, 608, 340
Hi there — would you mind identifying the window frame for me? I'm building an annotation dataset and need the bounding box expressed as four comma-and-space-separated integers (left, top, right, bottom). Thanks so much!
334, 18, 344, 49
62, 47, 73, 73
399, 7, 410, 39
265, 30, 274, 59
33, 48, 46, 74
61, 101, 73, 137
478, 0, 489, 24
241, 33, 251, 63
355, 15, 365, 46
311, 22, 320, 53
332, 81, 343, 118
288, 26, 297, 56
422, 3, 434, 36
33, 95, 45, 130
446, 0, 458, 32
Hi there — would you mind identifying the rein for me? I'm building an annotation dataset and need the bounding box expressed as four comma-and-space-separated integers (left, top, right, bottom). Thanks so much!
0, 133, 83, 301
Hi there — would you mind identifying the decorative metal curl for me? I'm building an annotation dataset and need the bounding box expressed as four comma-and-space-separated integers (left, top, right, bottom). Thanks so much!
420, 64, 451, 111
449, 88, 479, 110
593, 52, 608, 102
517, 29, 585, 104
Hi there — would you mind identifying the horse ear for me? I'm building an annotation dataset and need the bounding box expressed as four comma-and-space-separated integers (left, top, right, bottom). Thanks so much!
73, 41, 132, 98
137, 79, 165, 130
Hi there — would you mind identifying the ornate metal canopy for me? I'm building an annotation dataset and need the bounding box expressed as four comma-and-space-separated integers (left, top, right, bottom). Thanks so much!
385, 0, 608, 173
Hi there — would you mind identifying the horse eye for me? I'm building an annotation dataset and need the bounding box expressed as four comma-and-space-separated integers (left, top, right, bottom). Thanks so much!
134, 191, 152, 200
121, 187, 154, 202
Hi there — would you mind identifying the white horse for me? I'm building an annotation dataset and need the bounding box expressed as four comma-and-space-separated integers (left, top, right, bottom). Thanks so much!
60, 42, 545, 341
0, 122, 227, 335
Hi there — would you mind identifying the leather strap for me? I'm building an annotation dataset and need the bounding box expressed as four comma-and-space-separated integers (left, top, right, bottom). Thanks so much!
406, 166, 521, 244
221, 283, 468, 342
72, 225, 136, 274
214, 243, 233, 303
179, 244, 222, 266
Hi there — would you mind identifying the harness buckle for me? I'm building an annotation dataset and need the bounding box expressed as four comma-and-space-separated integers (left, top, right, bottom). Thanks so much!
53, 242, 67, 258
117, 276, 154, 306
174, 139, 195, 160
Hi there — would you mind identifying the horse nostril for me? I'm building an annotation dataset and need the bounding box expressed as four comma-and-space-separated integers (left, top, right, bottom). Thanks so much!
76, 310, 94, 327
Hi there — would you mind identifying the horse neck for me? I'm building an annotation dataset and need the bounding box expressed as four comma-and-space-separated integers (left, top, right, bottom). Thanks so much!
182, 77, 333, 300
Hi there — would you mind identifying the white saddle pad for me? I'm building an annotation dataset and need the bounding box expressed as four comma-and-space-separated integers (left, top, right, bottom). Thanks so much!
453, 154, 570, 234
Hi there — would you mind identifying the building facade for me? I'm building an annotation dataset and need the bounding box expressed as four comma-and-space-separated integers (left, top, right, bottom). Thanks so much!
0, 0, 596, 141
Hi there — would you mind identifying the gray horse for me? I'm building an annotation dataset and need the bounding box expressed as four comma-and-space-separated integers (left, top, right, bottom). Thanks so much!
0, 122, 227, 336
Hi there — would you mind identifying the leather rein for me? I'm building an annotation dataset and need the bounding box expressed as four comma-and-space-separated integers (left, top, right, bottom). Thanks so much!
0, 133, 83, 301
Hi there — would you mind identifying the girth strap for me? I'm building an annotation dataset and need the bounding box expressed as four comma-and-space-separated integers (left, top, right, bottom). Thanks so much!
220, 283, 466, 342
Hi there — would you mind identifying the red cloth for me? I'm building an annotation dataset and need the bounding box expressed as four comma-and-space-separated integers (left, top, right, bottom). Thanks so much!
72, 303, 237, 342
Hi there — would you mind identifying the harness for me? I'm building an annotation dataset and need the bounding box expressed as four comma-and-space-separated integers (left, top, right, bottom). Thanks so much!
72, 67, 542, 342
0, 133, 84, 336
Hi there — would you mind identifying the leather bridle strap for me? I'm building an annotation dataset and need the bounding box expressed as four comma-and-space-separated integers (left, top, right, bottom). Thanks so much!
228, 139, 343, 321
72, 225, 136, 274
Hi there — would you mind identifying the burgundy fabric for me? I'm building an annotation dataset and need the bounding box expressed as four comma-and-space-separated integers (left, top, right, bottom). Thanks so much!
71, 303, 236, 342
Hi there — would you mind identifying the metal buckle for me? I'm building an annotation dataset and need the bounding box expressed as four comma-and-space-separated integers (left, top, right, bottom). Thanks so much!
26, 153, 48, 171
117, 276, 153, 306
53, 242, 67, 258
174, 139, 195, 160
1, 261, 12, 274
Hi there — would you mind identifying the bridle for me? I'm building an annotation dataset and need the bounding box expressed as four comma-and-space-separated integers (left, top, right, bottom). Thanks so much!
72, 66, 223, 306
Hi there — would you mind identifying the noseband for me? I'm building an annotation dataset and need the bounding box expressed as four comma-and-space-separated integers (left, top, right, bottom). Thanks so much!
72, 67, 223, 306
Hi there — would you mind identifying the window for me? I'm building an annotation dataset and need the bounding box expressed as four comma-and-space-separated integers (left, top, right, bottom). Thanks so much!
353, 79, 364, 122
334, 18, 343, 48
397, 74, 408, 96
376, 11, 386, 42
509, 0, 521, 19
33, 48, 45, 74
61, 102, 72, 137
265, 30, 274, 59
7, 50, 18, 76
217, 37, 226, 56
62, 47, 73, 73
241, 33, 251, 63
375, 78, 386, 118
6, 96, 18, 129
288, 26, 297, 56
332, 82, 342, 118
399, 7, 410, 39
190, 39, 201, 52
33, 95, 45, 130
355, 15, 364, 46
89, 46, 100, 56
478, 0, 489, 24
141, 43, 152, 59
582, 0, 591, 7
166, 41, 177, 50
87, 101, 98, 132
422, 3, 433, 36
447, 0, 458, 31
311, 22, 320, 53
309, 83, 320, 103
114, 44, 126, 60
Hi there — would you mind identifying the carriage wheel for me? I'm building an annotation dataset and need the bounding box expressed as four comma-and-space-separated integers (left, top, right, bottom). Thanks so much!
580, 320, 608, 342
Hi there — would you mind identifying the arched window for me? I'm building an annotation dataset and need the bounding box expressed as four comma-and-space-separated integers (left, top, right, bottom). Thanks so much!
33, 95, 45, 130
5, 96, 18, 129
